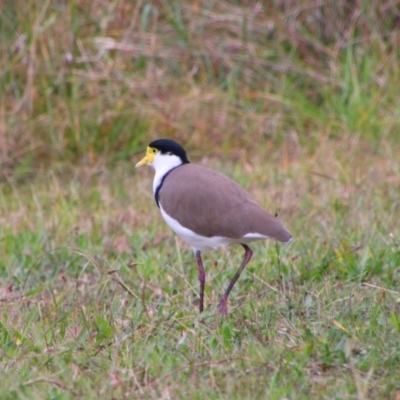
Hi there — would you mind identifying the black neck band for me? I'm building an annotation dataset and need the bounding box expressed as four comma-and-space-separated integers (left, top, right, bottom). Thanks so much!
154, 166, 178, 208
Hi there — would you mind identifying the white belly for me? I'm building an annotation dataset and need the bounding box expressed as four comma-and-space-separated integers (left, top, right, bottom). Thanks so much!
159, 204, 268, 252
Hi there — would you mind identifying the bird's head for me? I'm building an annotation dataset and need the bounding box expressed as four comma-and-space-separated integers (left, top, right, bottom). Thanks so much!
136, 139, 190, 172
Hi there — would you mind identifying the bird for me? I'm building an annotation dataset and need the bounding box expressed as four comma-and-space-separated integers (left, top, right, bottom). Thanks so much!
136, 139, 292, 316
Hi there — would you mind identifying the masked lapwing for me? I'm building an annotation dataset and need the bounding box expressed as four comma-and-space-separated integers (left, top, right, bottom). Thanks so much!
136, 139, 292, 316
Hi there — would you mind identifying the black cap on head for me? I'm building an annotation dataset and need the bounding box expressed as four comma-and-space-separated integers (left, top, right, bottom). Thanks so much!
149, 139, 190, 164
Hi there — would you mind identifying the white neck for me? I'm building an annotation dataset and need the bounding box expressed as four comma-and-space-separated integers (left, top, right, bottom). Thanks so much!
150, 153, 184, 195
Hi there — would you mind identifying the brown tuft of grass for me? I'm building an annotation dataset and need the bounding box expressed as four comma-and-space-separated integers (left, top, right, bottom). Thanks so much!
1, 0, 399, 174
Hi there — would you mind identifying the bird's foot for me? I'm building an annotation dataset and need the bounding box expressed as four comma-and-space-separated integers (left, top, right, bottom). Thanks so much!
218, 296, 228, 317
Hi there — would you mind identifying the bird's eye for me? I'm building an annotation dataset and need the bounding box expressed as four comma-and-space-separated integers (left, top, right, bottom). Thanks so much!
152, 148, 157, 153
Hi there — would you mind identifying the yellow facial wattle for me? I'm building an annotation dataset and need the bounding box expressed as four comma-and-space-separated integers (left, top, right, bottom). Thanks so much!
135, 146, 158, 167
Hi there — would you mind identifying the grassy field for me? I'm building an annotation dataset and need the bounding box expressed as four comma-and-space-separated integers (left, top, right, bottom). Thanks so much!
1, 1, 400, 398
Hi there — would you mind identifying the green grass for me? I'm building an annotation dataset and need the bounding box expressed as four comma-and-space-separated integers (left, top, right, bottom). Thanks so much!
1, 0, 400, 398
1, 148, 400, 398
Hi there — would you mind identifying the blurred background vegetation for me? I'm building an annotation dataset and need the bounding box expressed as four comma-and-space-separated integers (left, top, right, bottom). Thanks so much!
1, 0, 399, 175
1, 2, 400, 397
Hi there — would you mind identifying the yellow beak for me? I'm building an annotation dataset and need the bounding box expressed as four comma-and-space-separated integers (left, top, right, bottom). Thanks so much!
135, 147, 155, 168
135, 155, 149, 168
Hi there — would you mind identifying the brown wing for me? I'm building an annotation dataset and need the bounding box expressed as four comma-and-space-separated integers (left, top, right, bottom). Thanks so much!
159, 164, 292, 242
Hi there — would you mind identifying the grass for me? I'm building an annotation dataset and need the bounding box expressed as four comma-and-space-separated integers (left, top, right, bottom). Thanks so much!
1, 146, 400, 398
1, 0, 400, 398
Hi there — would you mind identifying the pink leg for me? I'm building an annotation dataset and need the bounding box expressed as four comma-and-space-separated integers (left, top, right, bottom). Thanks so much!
219, 244, 253, 316
196, 251, 206, 313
